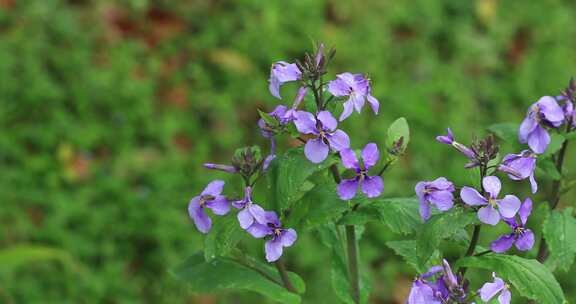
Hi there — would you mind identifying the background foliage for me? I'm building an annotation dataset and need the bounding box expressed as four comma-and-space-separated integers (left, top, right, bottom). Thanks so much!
1, 0, 575, 303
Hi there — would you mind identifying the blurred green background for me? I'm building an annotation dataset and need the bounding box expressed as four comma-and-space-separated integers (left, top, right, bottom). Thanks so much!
1, 0, 576, 303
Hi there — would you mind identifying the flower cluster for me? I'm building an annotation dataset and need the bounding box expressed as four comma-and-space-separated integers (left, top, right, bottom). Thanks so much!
407, 260, 468, 303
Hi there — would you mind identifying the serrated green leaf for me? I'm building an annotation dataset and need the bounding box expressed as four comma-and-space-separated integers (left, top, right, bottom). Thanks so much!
204, 215, 245, 261
543, 208, 576, 272
338, 197, 421, 234
286, 181, 349, 229
456, 254, 566, 303
386, 117, 410, 152
416, 209, 477, 269
172, 253, 303, 303
267, 148, 336, 213
536, 158, 561, 180
542, 133, 565, 158
488, 122, 518, 143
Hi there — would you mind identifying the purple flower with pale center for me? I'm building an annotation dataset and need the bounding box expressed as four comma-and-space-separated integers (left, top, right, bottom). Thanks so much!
479, 273, 511, 304
293, 110, 350, 163
436, 128, 477, 166
415, 177, 455, 221
406, 260, 467, 304
498, 150, 537, 193
268, 61, 302, 99
519, 96, 565, 154
245, 211, 297, 262
327, 72, 379, 121
337, 143, 384, 200
490, 198, 534, 253
460, 176, 521, 226
233, 187, 267, 230
188, 180, 231, 233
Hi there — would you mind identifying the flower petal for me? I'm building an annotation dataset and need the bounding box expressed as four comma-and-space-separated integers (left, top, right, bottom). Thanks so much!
317, 111, 338, 131
304, 138, 329, 163
327, 77, 351, 97
490, 233, 515, 253
497, 195, 521, 218
519, 116, 537, 143
498, 288, 511, 304
281, 228, 297, 247
202, 180, 225, 196
361, 175, 384, 198
529, 174, 538, 194
519, 198, 532, 225
351, 93, 365, 113
428, 190, 454, 211
339, 99, 354, 121
339, 148, 359, 169
367, 94, 379, 114
268, 76, 281, 99
483, 176, 501, 198
361, 143, 380, 169
206, 196, 230, 215
237, 208, 254, 229
246, 223, 272, 238
293, 111, 317, 134
460, 186, 487, 206
265, 238, 284, 262
478, 206, 500, 225
337, 179, 358, 200
188, 199, 211, 234
479, 276, 505, 302
327, 130, 350, 152
419, 199, 431, 221
537, 96, 565, 124
515, 229, 535, 251
248, 203, 267, 224
528, 125, 550, 154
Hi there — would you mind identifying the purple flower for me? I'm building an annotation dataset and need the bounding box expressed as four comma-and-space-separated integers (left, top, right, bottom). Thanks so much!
337, 143, 384, 200
327, 72, 379, 121
245, 211, 297, 262
490, 198, 534, 253
269, 61, 302, 99
188, 180, 231, 233
519, 96, 565, 154
415, 177, 455, 221
258, 105, 290, 138
408, 279, 441, 304
233, 187, 267, 230
436, 128, 477, 165
203, 163, 238, 174
460, 176, 521, 226
293, 110, 350, 163
406, 259, 467, 304
479, 273, 511, 304
498, 150, 537, 193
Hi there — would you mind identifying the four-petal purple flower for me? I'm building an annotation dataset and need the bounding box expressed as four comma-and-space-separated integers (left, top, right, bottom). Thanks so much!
337, 143, 384, 200
406, 259, 467, 304
415, 177, 455, 221
188, 180, 231, 233
294, 110, 350, 163
245, 211, 297, 262
460, 176, 521, 225
479, 273, 511, 304
490, 198, 534, 253
233, 186, 267, 230
519, 96, 564, 153
327, 72, 379, 121
498, 150, 538, 193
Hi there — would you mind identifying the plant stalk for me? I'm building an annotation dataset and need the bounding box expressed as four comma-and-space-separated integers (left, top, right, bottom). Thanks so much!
346, 225, 361, 304
275, 258, 297, 292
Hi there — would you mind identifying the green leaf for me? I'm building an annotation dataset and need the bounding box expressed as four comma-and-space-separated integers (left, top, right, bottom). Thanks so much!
0, 245, 86, 276
543, 208, 576, 272
338, 197, 421, 234
488, 122, 518, 143
204, 215, 245, 261
386, 117, 410, 153
456, 254, 567, 303
386, 240, 439, 273
542, 133, 565, 158
267, 148, 336, 213
564, 131, 576, 140
172, 253, 303, 303
258, 109, 279, 127
416, 209, 477, 269
536, 158, 561, 180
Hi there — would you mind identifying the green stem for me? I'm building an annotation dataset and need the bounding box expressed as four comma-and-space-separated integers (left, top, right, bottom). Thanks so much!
275, 258, 297, 292
346, 225, 361, 304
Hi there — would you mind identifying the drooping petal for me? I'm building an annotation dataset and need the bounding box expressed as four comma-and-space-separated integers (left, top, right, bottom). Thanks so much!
460, 187, 487, 206
478, 206, 501, 225
537, 96, 565, 124
339, 99, 355, 121
327, 130, 350, 152
246, 223, 272, 238
361, 143, 380, 169
419, 199, 431, 221
529, 174, 538, 194
327, 77, 351, 97
304, 138, 330, 163
317, 111, 338, 131
483, 176, 502, 198
248, 203, 267, 224
479, 275, 505, 302
515, 229, 535, 251
498, 288, 512, 304
188, 198, 211, 234
268, 76, 281, 99
339, 148, 359, 169
206, 196, 230, 215
281, 228, 297, 247
361, 175, 384, 198
490, 233, 515, 253
337, 178, 359, 200
265, 238, 284, 262
497, 195, 521, 219
367, 94, 379, 114
415, 182, 426, 200
519, 198, 532, 225
293, 111, 318, 134
528, 125, 550, 154
237, 208, 254, 229
518, 116, 537, 143
431, 177, 454, 191
351, 94, 365, 113
428, 190, 454, 211
441, 259, 458, 289
407, 280, 441, 304
202, 180, 225, 196
263, 210, 280, 226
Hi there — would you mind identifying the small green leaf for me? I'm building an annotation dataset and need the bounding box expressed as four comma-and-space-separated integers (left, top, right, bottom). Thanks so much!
416, 209, 477, 269
564, 131, 576, 140
456, 254, 567, 303
172, 253, 303, 303
542, 133, 565, 158
386, 117, 410, 153
286, 181, 349, 229
338, 197, 421, 234
204, 215, 245, 261
488, 122, 518, 143
386, 240, 439, 273
543, 208, 576, 272
536, 158, 561, 180
258, 109, 280, 127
